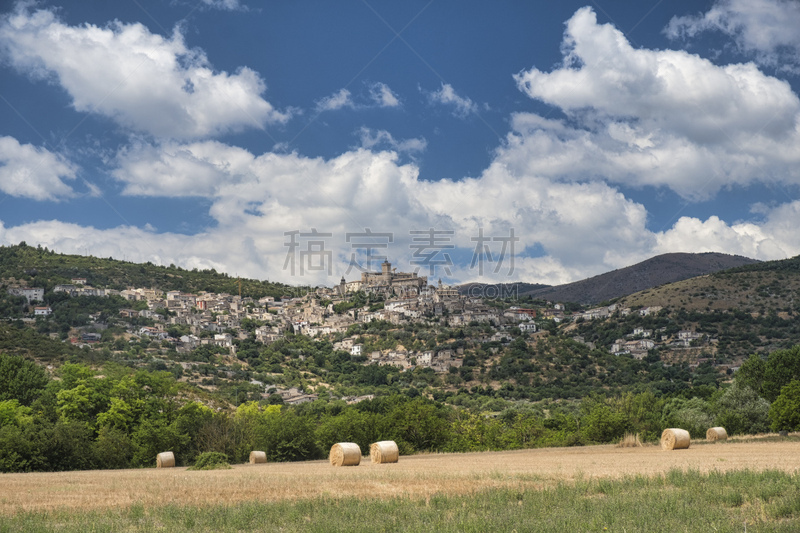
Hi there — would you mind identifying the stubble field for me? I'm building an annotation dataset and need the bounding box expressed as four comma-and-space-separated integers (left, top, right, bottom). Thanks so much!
2, 438, 800, 531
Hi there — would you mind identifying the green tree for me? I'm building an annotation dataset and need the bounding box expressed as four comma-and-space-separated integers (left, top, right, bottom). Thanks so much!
131, 418, 189, 467
735, 354, 766, 397
0, 399, 33, 428
93, 426, 134, 469
714, 382, 770, 435
315, 408, 376, 455
256, 409, 322, 462
769, 380, 800, 431
0, 353, 49, 406
763, 346, 800, 402
580, 397, 629, 443
96, 398, 137, 433
381, 398, 451, 453
175, 401, 216, 464
661, 397, 715, 438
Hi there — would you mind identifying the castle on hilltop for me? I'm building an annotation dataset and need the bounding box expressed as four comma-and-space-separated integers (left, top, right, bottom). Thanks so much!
338, 260, 427, 296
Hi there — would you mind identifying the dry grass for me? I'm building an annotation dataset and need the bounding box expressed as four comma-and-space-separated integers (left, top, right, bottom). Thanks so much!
1, 440, 799, 516
617, 432, 643, 448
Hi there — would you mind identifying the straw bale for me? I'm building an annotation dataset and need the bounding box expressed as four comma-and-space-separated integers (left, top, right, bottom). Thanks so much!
329, 442, 361, 466
661, 428, 691, 450
370, 441, 399, 464
156, 451, 175, 468
706, 427, 728, 442
249, 451, 267, 464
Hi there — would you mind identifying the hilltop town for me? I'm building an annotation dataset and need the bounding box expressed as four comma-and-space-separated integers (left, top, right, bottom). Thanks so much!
4, 255, 738, 405
5, 261, 533, 371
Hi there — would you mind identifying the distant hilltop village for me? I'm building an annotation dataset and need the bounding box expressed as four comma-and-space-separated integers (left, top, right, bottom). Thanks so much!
4, 258, 715, 403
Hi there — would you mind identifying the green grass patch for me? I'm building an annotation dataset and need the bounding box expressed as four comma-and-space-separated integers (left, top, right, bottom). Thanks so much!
1, 469, 799, 532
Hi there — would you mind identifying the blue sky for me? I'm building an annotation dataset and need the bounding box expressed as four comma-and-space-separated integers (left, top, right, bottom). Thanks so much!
2, 0, 800, 287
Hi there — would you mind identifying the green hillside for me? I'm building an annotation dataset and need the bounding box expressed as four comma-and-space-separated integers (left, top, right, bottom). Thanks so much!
0, 243, 299, 298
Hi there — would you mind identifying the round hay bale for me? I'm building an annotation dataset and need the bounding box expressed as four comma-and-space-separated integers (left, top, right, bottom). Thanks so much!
661, 428, 691, 450
370, 441, 399, 464
249, 451, 267, 464
156, 451, 175, 468
329, 442, 361, 467
706, 427, 728, 442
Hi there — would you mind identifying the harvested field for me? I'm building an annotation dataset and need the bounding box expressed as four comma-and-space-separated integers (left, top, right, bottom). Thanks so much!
1, 439, 799, 515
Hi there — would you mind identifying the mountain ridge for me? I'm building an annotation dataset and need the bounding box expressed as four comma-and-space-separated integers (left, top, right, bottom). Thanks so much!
459, 252, 760, 305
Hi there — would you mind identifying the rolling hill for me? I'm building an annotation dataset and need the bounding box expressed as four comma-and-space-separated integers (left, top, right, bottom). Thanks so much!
518, 252, 759, 305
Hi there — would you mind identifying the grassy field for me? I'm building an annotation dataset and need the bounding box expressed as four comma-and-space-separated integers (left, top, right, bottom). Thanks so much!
1, 439, 799, 531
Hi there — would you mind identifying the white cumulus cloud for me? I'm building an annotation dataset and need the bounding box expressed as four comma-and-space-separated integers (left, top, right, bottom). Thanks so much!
316, 83, 400, 112
102, 138, 660, 285
0, 136, 77, 201
0, 4, 289, 139
428, 83, 479, 118
666, 0, 800, 69
357, 128, 426, 154
315, 89, 354, 112
7, 132, 800, 286
369, 82, 400, 108
655, 201, 800, 261
510, 6, 800, 200
199, 0, 246, 11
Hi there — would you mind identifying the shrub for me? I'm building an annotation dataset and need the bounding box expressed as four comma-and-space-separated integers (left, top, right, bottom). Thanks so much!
189, 452, 231, 470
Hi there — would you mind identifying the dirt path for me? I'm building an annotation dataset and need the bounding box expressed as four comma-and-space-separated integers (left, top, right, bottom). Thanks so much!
2, 439, 799, 514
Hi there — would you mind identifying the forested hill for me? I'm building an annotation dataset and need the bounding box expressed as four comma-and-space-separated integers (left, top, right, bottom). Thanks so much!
0, 243, 298, 299
721, 254, 800, 274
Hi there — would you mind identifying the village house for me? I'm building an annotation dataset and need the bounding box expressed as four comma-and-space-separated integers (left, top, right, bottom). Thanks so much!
138, 326, 167, 340
7, 287, 44, 303
212, 333, 234, 349
639, 306, 663, 316
81, 332, 102, 343
541, 308, 565, 322
53, 284, 76, 295
268, 386, 318, 405
416, 350, 435, 367
578, 306, 612, 321
139, 309, 164, 321
34, 306, 52, 316
672, 330, 703, 347
430, 349, 463, 373
254, 326, 284, 344
119, 289, 143, 301
508, 307, 537, 320
140, 289, 163, 301
377, 350, 411, 369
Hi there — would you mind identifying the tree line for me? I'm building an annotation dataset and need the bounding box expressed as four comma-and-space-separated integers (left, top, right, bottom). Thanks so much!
1, 344, 799, 473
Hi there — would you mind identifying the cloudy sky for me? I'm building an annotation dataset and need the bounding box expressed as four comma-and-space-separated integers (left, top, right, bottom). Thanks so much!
2, 0, 800, 288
